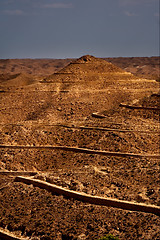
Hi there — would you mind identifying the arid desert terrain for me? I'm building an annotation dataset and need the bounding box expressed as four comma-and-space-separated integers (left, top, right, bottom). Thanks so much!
0, 55, 159, 240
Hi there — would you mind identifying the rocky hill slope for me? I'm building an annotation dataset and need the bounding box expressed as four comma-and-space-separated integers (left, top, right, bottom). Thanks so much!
0, 55, 159, 240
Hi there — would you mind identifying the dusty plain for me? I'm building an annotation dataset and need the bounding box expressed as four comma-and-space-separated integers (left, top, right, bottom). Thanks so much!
0, 55, 159, 240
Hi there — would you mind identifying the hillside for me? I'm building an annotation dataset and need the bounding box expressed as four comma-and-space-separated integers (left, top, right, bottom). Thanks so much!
0, 56, 159, 240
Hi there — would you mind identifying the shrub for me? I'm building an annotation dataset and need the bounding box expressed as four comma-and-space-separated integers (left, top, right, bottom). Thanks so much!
98, 233, 119, 240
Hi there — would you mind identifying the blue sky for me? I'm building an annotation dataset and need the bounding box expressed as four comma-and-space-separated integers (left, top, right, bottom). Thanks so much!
0, 0, 159, 59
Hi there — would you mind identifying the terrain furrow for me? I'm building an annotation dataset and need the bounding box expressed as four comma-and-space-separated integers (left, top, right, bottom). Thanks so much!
15, 176, 160, 216
0, 145, 159, 158
119, 103, 160, 111
0, 229, 28, 240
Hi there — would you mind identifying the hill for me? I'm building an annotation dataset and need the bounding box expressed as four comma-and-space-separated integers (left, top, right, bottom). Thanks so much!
0, 55, 159, 240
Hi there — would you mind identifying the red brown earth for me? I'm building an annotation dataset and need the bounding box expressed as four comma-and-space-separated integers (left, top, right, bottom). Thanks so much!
0, 55, 159, 240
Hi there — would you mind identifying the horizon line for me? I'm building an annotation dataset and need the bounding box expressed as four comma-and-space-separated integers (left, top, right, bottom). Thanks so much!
0, 55, 159, 60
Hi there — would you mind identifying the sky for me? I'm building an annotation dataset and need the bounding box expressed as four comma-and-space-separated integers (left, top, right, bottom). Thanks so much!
0, 0, 159, 59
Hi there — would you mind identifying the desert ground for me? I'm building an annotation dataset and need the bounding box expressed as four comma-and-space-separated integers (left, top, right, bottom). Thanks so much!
0, 55, 159, 240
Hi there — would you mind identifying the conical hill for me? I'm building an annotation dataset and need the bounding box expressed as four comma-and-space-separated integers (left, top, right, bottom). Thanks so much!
44, 55, 157, 95
45, 55, 133, 82
58, 55, 125, 74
